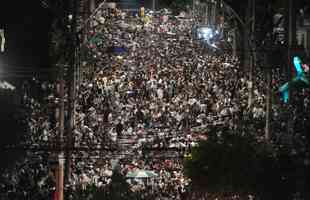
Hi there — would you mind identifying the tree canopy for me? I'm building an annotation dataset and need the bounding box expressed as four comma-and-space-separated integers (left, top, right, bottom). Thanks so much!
184, 129, 302, 199
92, 170, 132, 200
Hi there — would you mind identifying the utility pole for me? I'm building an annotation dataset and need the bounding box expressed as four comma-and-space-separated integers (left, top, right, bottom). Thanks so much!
204, 1, 209, 25
192, 0, 199, 22
286, 0, 297, 137
65, 0, 78, 186
152, 0, 156, 11
286, 0, 297, 102
264, 0, 276, 141
265, 51, 272, 141
57, 69, 65, 200
248, 0, 256, 109
192, 0, 195, 14
90, 0, 96, 13
243, 0, 251, 72
211, 0, 216, 28
232, 26, 237, 58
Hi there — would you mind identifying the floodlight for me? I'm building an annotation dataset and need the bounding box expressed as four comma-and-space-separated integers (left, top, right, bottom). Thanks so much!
197, 27, 213, 41
194, 26, 223, 50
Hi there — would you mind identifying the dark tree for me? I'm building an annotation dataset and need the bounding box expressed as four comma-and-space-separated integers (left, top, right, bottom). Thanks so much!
0, 91, 27, 173
184, 129, 299, 199
93, 170, 133, 200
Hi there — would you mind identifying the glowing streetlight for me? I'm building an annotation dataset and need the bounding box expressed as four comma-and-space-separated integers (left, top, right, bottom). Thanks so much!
0, 29, 5, 52
197, 27, 213, 41
195, 26, 220, 49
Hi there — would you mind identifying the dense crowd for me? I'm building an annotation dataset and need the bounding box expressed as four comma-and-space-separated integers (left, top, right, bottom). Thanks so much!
1, 5, 309, 200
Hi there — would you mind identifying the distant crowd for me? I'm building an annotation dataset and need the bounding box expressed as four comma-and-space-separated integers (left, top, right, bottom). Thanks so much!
0, 6, 309, 200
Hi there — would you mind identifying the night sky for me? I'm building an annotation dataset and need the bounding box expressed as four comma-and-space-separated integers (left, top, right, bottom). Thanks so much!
0, 1, 52, 72
0, 1, 52, 171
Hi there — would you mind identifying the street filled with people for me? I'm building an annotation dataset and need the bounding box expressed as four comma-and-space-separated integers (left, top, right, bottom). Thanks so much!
1, 5, 310, 200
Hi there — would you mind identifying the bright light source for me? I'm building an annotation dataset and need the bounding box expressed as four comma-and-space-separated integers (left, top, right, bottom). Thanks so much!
68, 14, 73, 21
197, 27, 213, 41
195, 26, 222, 50
0, 29, 5, 52
210, 43, 218, 49
0, 81, 15, 90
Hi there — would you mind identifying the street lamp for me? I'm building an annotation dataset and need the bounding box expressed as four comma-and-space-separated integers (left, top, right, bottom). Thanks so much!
0, 29, 5, 53
197, 26, 213, 40
195, 25, 220, 49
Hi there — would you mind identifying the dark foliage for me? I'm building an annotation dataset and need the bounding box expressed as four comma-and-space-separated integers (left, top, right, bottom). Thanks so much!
92, 170, 132, 200
0, 92, 27, 173
184, 129, 306, 199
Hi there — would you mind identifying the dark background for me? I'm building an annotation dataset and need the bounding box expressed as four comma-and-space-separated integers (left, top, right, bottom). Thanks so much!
0, 1, 52, 171
0, 1, 51, 72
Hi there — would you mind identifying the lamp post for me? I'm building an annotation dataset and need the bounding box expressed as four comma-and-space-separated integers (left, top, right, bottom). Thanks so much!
152, 0, 156, 11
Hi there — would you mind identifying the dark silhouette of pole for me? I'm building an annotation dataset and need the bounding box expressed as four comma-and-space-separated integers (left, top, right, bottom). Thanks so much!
265, 51, 272, 141
286, 0, 297, 103
65, 0, 78, 186
248, 0, 256, 109
285, 0, 297, 139
152, 0, 156, 11
57, 69, 65, 200
90, 0, 96, 13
